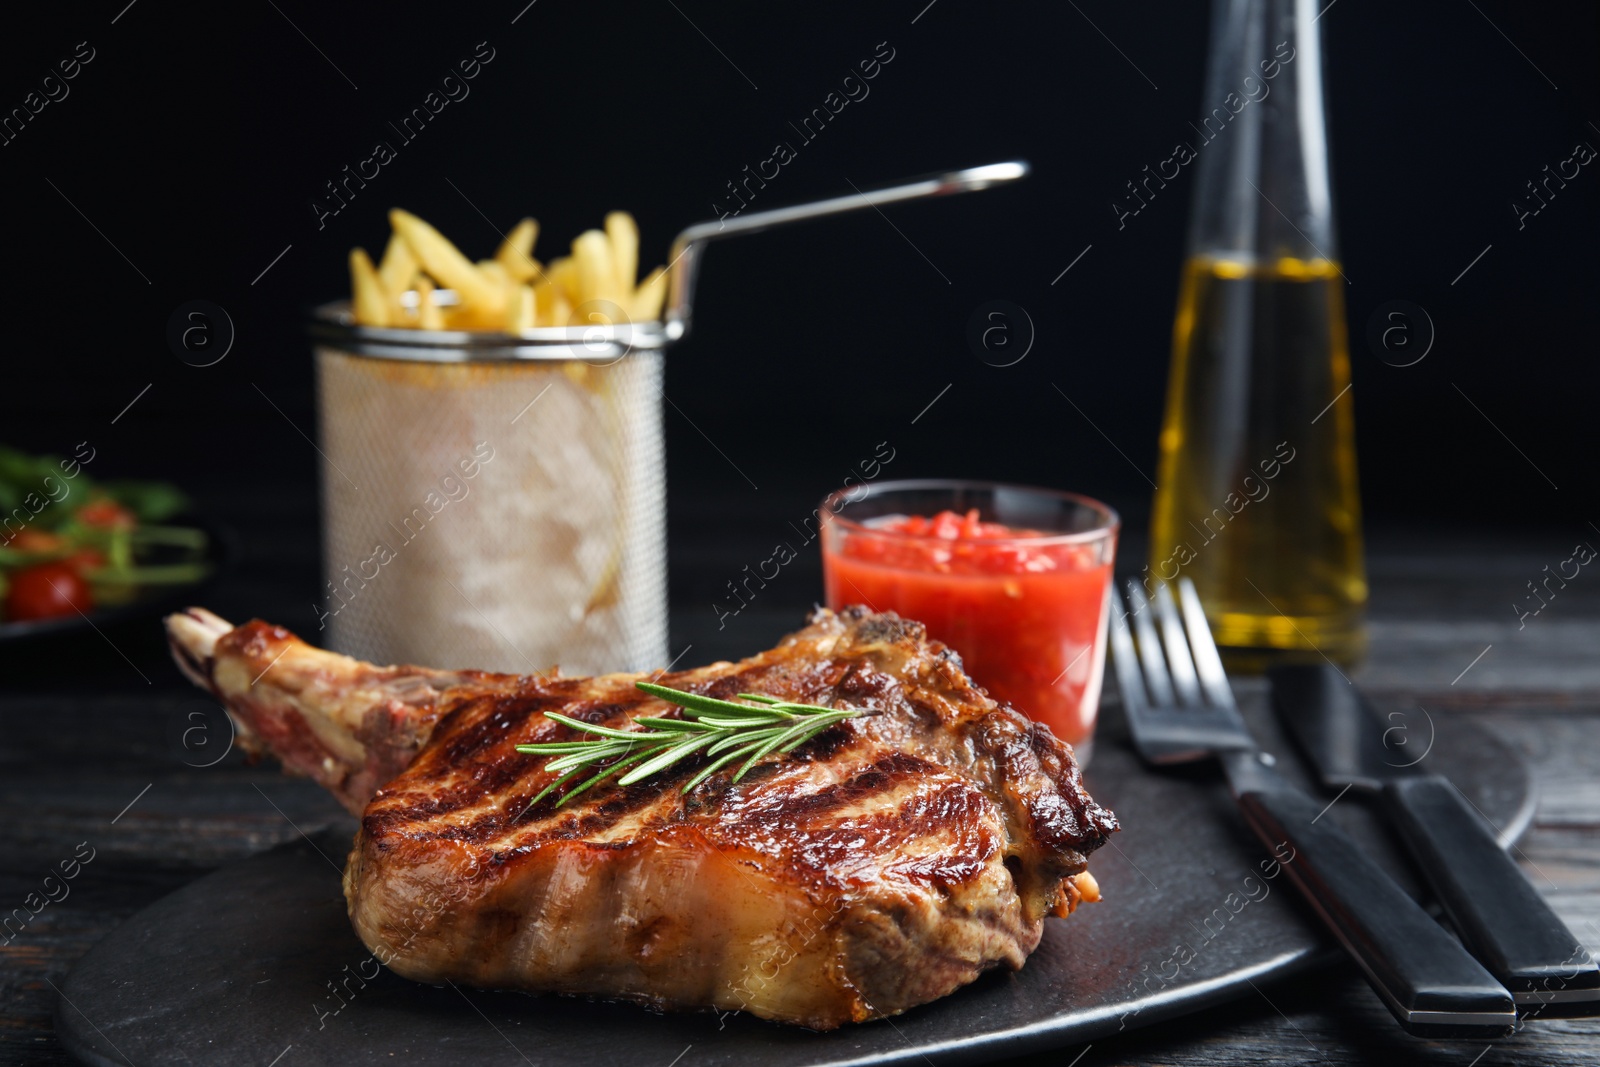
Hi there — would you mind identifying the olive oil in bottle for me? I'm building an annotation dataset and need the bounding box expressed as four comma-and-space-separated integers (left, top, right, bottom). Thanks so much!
1149, 0, 1367, 669
1151, 254, 1366, 668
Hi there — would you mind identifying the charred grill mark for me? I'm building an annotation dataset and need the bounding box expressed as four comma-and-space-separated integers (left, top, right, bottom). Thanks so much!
357, 606, 1115, 942
518, 775, 686, 841
1024, 792, 1107, 857
375, 687, 696, 836
961, 712, 1117, 867
374, 685, 1075, 870
697, 751, 1000, 888
786, 721, 859, 765
712, 749, 936, 825
369, 747, 690, 846
564, 698, 646, 725
780, 784, 998, 889
429, 696, 514, 765
369, 781, 681, 848
428, 691, 590, 765
370, 734, 924, 860
336, 606, 1120, 1029
1025, 720, 1119, 845
383, 751, 1000, 887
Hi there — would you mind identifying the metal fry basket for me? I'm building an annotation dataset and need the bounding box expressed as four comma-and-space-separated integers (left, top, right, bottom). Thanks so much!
303, 161, 1029, 677
309, 304, 667, 675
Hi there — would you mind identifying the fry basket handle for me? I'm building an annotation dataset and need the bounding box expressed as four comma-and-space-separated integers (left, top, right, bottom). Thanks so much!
662, 160, 1029, 341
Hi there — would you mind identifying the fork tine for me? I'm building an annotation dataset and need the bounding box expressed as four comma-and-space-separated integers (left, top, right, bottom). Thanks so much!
1107, 584, 1150, 723
1153, 583, 1203, 707
1178, 578, 1237, 709
1125, 582, 1177, 709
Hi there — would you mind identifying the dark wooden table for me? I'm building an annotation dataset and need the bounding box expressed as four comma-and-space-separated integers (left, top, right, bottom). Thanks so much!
3, 488, 1598, 1065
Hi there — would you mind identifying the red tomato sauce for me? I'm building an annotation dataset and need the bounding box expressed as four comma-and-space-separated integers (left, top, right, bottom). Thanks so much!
822, 509, 1112, 747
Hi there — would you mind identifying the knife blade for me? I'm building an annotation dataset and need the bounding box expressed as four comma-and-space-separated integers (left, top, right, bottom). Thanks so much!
1270, 663, 1600, 1017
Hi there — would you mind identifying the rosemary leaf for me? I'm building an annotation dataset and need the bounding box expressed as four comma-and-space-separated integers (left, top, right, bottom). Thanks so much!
514, 682, 865, 806
558, 746, 663, 805
617, 731, 721, 785
525, 765, 586, 809
544, 742, 640, 774
778, 715, 853, 753
734, 715, 836, 781
693, 714, 795, 729
631, 716, 720, 732
707, 726, 784, 756
633, 683, 791, 720
682, 739, 768, 792
537, 712, 660, 741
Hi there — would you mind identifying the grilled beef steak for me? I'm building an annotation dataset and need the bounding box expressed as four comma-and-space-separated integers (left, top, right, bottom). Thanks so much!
166, 605, 1117, 1028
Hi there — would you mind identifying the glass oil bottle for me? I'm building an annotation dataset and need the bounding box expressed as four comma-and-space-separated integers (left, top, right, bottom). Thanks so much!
1149, 0, 1366, 669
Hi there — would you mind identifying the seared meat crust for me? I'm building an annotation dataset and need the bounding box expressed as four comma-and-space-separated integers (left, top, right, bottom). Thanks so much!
167, 605, 1117, 1028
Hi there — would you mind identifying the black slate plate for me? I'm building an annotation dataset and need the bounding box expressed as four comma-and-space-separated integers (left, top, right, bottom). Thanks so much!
57, 681, 1533, 1067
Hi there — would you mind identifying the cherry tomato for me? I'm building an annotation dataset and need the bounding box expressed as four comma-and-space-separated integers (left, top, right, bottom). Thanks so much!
78, 498, 136, 529
5, 562, 93, 621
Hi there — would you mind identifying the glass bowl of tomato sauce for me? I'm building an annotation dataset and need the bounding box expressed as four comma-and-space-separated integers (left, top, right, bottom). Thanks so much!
820, 480, 1118, 759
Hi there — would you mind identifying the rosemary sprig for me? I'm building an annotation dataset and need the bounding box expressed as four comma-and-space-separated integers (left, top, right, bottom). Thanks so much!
515, 682, 863, 808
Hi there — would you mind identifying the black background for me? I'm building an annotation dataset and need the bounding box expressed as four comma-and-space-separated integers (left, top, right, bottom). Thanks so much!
3, 0, 1597, 639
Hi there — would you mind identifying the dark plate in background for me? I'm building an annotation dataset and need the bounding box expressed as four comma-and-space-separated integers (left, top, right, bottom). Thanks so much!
0, 514, 235, 644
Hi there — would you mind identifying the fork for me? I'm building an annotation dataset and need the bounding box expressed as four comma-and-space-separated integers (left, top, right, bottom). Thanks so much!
1109, 578, 1516, 1038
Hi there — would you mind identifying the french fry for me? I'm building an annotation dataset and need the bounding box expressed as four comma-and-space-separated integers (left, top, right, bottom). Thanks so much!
546, 256, 581, 309
496, 218, 541, 283
354, 207, 664, 332
349, 248, 390, 327
630, 265, 667, 322
415, 276, 444, 330
376, 233, 418, 296
605, 211, 639, 294
477, 259, 511, 288
445, 303, 501, 331
572, 229, 619, 307
549, 289, 574, 328
506, 283, 536, 332
471, 260, 526, 331
533, 278, 572, 328
389, 209, 502, 312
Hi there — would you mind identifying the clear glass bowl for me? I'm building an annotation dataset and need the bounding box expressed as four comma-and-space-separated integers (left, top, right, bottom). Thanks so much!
819, 480, 1118, 757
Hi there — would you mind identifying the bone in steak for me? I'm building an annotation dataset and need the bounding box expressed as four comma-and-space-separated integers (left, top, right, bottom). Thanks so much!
165, 605, 1117, 1028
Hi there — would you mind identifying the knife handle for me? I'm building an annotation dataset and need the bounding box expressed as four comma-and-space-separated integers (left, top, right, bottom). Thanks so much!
1382, 775, 1600, 1017
1222, 753, 1516, 1037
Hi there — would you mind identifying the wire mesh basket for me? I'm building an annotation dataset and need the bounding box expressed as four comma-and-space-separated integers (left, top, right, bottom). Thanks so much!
301, 163, 1029, 677
308, 303, 667, 676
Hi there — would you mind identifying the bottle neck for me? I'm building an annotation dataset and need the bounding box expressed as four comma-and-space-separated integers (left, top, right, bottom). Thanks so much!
1186, 0, 1337, 267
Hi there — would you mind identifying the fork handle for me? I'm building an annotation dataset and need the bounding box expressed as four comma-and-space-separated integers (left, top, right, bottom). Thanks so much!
1221, 751, 1516, 1037
1383, 775, 1600, 1016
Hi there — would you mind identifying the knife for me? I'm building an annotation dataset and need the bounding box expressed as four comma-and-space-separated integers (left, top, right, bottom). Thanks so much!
1270, 664, 1600, 1017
